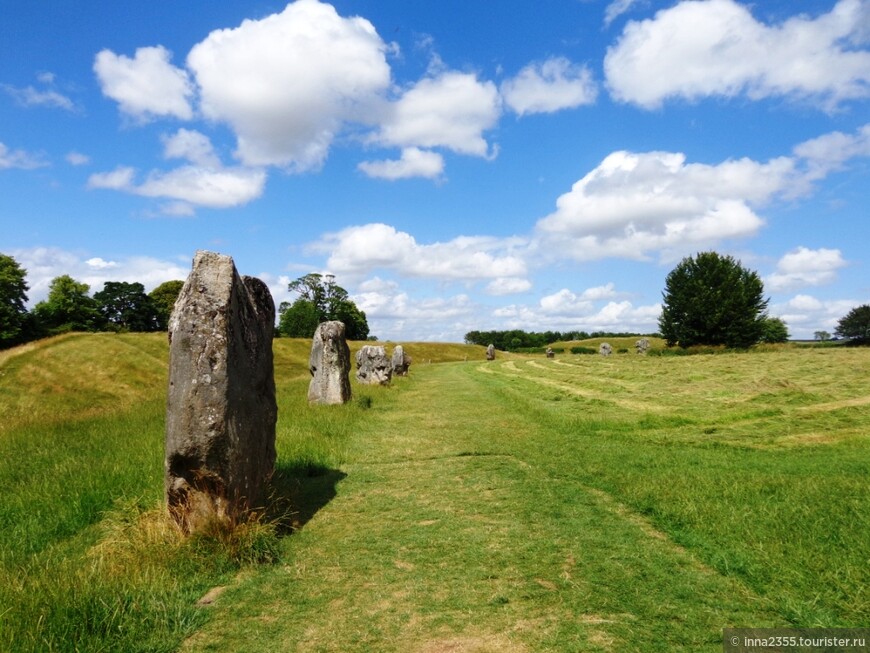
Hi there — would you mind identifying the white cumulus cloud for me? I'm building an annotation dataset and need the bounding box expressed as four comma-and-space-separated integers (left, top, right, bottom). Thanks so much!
766, 247, 847, 292
774, 294, 860, 338
793, 123, 870, 182
535, 150, 793, 262
85, 257, 118, 270
94, 45, 194, 120
486, 277, 532, 296
314, 223, 528, 282
373, 71, 501, 157
605, 0, 870, 109
87, 164, 265, 210
187, 0, 392, 170
353, 280, 476, 341
358, 147, 444, 180
161, 128, 221, 167
501, 57, 598, 115
540, 289, 595, 316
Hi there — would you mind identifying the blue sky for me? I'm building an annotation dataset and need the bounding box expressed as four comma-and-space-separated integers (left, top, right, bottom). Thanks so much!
1, 0, 868, 341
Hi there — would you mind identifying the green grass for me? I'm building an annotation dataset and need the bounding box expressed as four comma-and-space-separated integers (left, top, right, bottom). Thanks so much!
1, 335, 868, 651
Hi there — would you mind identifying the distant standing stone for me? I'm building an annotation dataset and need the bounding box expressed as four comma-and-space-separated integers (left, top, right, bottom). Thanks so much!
635, 338, 650, 354
486, 344, 496, 360
546, 347, 555, 358
165, 251, 277, 533
308, 321, 352, 405
391, 344, 411, 376
356, 345, 392, 385
599, 342, 613, 356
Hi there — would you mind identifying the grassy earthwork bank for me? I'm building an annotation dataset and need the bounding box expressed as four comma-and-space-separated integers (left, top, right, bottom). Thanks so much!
0, 334, 868, 652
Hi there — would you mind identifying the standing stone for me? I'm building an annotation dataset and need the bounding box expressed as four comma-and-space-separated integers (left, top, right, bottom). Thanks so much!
486, 344, 496, 360
165, 251, 277, 533
356, 345, 392, 385
599, 342, 613, 357
635, 338, 650, 354
308, 321, 352, 404
546, 347, 555, 358
391, 345, 411, 376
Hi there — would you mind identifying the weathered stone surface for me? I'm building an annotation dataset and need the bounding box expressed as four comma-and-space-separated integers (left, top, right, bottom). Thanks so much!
391, 345, 411, 376
356, 345, 392, 385
165, 250, 277, 533
308, 321, 352, 405
546, 347, 555, 358
486, 344, 496, 360
599, 342, 613, 356
635, 338, 650, 354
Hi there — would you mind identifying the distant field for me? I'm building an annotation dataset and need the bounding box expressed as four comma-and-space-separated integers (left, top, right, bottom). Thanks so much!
1, 334, 867, 652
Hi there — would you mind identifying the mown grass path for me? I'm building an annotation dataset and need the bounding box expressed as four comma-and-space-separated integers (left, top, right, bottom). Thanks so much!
184, 349, 868, 652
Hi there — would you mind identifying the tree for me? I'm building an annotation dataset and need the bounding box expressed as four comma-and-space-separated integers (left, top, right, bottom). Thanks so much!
813, 330, 831, 342
277, 299, 320, 338
0, 253, 32, 348
32, 275, 103, 333
835, 304, 870, 344
149, 280, 184, 329
278, 273, 369, 339
759, 316, 789, 343
332, 299, 370, 341
659, 252, 769, 349
94, 281, 160, 332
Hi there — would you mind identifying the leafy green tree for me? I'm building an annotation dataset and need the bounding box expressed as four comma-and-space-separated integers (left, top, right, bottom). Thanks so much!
94, 281, 160, 331
659, 252, 768, 349
279, 273, 369, 339
835, 304, 870, 344
759, 316, 789, 343
0, 253, 32, 348
813, 330, 831, 342
32, 275, 104, 333
277, 299, 321, 338
332, 299, 370, 341
148, 280, 184, 329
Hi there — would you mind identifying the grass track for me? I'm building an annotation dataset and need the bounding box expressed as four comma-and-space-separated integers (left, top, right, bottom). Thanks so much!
182, 349, 869, 652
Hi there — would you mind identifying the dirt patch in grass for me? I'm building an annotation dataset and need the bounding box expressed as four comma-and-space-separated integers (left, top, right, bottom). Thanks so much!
415, 632, 529, 653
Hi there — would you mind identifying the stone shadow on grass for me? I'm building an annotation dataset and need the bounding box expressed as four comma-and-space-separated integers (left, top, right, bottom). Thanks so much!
267, 462, 346, 535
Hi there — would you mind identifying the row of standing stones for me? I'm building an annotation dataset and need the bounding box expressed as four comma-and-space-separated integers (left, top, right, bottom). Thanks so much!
164, 252, 653, 533
306, 321, 412, 405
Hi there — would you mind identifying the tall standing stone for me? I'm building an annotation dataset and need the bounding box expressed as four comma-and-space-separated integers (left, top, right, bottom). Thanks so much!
356, 345, 392, 385
486, 344, 496, 360
391, 345, 411, 376
165, 251, 277, 533
599, 342, 613, 356
308, 321, 352, 404
635, 338, 650, 354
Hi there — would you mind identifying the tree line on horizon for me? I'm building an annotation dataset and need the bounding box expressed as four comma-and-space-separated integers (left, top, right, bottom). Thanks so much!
463, 329, 658, 351
2, 252, 869, 351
